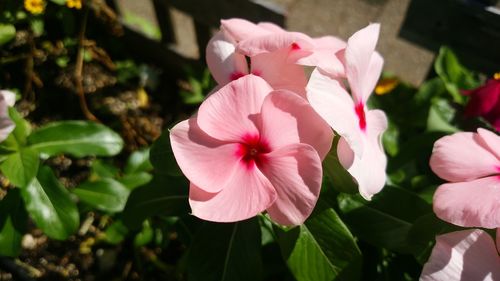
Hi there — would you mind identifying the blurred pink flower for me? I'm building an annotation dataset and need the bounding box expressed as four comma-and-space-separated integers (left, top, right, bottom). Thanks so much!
169, 75, 333, 225
306, 24, 388, 200
430, 128, 500, 228
463, 77, 500, 131
0, 90, 16, 142
420, 229, 500, 281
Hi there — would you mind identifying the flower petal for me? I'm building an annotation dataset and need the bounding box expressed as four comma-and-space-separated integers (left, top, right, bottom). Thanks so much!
189, 165, 276, 223
169, 118, 241, 193
197, 74, 272, 142
206, 31, 249, 85
251, 49, 308, 96
346, 110, 388, 200
433, 176, 500, 228
429, 131, 499, 182
260, 90, 333, 160
221, 18, 270, 42
307, 68, 364, 156
236, 32, 314, 58
345, 23, 383, 104
296, 36, 346, 77
0, 90, 16, 107
420, 229, 500, 281
477, 128, 500, 160
260, 143, 322, 225
257, 22, 285, 33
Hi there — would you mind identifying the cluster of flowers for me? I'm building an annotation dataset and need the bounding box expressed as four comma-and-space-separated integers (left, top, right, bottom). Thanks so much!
169, 19, 388, 225
421, 129, 500, 280
24, 0, 82, 15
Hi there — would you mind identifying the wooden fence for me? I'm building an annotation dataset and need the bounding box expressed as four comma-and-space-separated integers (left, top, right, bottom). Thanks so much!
105, 0, 286, 77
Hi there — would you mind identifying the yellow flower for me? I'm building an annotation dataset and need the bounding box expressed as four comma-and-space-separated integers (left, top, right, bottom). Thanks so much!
24, 0, 45, 15
66, 0, 82, 9
493, 72, 500, 80
375, 77, 399, 95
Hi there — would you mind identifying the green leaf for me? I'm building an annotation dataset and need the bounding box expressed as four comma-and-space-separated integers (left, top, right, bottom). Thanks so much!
118, 172, 152, 190
338, 186, 431, 253
73, 178, 130, 213
30, 18, 44, 37
90, 160, 120, 179
434, 47, 479, 104
28, 121, 124, 157
275, 202, 362, 281
0, 24, 16, 46
0, 189, 27, 257
426, 98, 459, 133
323, 137, 357, 194
9, 107, 31, 146
122, 175, 189, 230
21, 166, 79, 240
49, 0, 66, 5
150, 129, 182, 176
124, 148, 153, 174
0, 147, 39, 187
104, 220, 128, 244
134, 220, 154, 248
188, 218, 263, 281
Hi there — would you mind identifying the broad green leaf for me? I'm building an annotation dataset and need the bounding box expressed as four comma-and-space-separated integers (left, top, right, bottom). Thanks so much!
118, 172, 152, 190
104, 220, 128, 245
338, 186, 431, 253
275, 202, 362, 281
150, 130, 182, 176
323, 137, 357, 194
28, 121, 124, 157
73, 178, 130, 213
0, 147, 39, 187
0, 189, 27, 257
90, 160, 120, 179
122, 175, 189, 229
188, 218, 263, 281
21, 166, 79, 240
124, 148, 153, 174
0, 24, 16, 46
426, 98, 459, 133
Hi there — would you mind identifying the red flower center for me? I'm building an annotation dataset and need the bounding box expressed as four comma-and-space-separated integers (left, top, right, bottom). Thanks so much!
236, 134, 271, 170
355, 102, 367, 131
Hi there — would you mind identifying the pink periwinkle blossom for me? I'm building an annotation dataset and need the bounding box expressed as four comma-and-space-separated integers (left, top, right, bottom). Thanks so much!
462, 77, 500, 131
0, 90, 16, 142
206, 18, 346, 96
306, 23, 388, 200
420, 229, 500, 281
169, 75, 333, 225
429, 128, 500, 229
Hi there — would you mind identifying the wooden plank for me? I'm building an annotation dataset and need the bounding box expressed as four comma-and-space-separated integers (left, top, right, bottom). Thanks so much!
152, 0, 176, 44
165, 0, 285, 27
400, 0, 500, 74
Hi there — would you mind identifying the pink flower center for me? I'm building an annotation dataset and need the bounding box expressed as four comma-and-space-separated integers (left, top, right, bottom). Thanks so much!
291, 43, 301, 50
230, 71, 246, 81
355, 103, 367, 131
236, 134, 271, 169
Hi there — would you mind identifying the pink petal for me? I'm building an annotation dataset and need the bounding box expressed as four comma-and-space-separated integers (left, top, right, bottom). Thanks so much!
0, 90, 16, 107
169, 118, 240, 193
433, 176, 500, 228
345, 23, 383, 104
429, 131, 499, 182
189, 165, 277, 222
221, 18, 270, 42
346, 109, 388, 200
296, 36, 346, 77
197, 74, 272, 142
206, 31, 249, 85
251, 49, 308, 96
257, 22, 285, 33
420, 229, 500, 281
477, 128, 500, 160
307, 68, 364, 156
260, 143, 322, 225
0, 91, 15, 142
236, 32, 314, 58
259, 90, 333, 160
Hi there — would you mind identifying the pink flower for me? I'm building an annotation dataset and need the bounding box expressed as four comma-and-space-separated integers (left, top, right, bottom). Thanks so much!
206, 19, 314, 96
306, 24, 388, 200
463, 77, 500, 131
420, 229, 500, 281
429, 128, 500, 228
0, 90, 16, 142
169, 75, 333, 225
